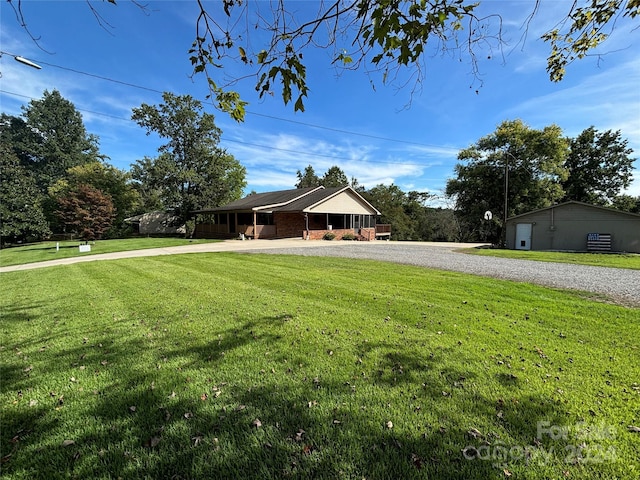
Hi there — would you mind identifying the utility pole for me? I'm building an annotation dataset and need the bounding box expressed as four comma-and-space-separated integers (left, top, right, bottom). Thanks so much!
502, 150, 518, 248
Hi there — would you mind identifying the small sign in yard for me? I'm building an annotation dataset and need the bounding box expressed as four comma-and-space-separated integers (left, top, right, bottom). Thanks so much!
79, 244, 91, 253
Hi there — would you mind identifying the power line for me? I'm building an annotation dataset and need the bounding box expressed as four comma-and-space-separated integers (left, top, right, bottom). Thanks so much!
221, 137, 434, 167
18, 56, 461, 152
1, 89, 456, 168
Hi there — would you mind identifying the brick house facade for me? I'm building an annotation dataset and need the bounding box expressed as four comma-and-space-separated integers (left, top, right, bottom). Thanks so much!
193, 186, 387, 241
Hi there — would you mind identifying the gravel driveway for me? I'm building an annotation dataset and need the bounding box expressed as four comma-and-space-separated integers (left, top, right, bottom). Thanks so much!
247, 241, 640, 307
2, 239, 637, 306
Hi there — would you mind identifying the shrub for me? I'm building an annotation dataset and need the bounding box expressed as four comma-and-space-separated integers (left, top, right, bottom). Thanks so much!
323, 232, 336, 240
341, 233, 357, 241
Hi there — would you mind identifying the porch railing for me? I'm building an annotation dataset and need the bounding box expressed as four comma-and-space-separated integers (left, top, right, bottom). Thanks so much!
375, 224, 392, 238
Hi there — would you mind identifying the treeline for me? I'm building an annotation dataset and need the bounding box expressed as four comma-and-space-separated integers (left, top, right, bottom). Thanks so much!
1, 90, 140, 244
1, 90, 245, 245
2, 91, 636, 246
445, 120, 638, 243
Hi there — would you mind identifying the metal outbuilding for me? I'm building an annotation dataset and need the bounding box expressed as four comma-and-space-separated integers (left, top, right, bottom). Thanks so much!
505, 201, 640, 253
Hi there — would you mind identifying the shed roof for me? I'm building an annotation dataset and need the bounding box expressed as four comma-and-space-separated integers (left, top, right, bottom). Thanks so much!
506, 201, 640, 221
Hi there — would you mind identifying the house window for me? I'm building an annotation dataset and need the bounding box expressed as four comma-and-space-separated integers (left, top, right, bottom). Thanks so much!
237, 212, 253, 225
256, 213, 274, 225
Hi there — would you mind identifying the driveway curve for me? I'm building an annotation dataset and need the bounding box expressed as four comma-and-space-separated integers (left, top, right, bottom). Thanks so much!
248, 241, 640, 307
1, 239, 638, 306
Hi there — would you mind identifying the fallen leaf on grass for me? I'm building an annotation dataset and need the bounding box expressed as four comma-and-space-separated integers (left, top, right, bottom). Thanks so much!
184, 412, 193, 419
28, 399, 37, 407
628, 426, 640, 433
62, 440, 75, 447
129, 406, 136, 412
385, 421, 393, 429
143, 436, 161, 448
192, 435, 203, 446
467, 427, 482, 439
503, 468, 512, 477
252, 419, 262, 428
411, 453, 423, 469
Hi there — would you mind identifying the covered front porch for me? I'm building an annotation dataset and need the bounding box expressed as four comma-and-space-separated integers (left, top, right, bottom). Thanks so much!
193, 211, 386, 240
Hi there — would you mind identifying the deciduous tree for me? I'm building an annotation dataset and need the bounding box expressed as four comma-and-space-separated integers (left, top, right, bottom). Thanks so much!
131, 92, 246, 220
50, 162, 140, 236
55, 184, 115, 241
19, 90, 102, 191
0, 144, 50, 244
446, 119, 569, 244
562, 127, 635, 205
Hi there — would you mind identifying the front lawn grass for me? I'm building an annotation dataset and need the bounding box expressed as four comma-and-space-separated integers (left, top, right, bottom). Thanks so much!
0, 238, 219, 267
462, 248, 640, 270
1, 254, 638, 479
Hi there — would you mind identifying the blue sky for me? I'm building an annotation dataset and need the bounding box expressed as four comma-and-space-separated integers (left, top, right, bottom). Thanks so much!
1, 1, 639, 202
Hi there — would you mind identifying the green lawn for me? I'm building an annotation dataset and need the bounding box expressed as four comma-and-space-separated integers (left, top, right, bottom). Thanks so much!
461, 248, 640, 270
0, 238, 219, 267
1, 254, 638, 479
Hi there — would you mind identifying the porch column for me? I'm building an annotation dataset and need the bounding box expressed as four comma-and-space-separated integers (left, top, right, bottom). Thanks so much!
253, 211, 257, 239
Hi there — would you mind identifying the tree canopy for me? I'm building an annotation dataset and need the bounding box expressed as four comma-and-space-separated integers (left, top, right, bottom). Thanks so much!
18, 90, 102, 190
446, 119, 569, 244
9, 1, 639, 120
295, 165, 350, 189
561, 127, 635, 205
1, 91, 115, 242
446, 120, 636, 244
131, 92, 246, 221
54, 183, 116, 241
0, 144, 50, 244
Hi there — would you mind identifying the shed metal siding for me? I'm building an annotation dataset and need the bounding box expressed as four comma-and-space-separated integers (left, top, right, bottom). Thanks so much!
506, 203, 640, 253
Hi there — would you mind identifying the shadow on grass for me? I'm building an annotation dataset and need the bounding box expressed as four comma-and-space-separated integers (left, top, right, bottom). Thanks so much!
0, 312, 589, 479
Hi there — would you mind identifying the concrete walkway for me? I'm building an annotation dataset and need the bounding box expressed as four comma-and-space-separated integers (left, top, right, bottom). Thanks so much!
0, 239, 487, 273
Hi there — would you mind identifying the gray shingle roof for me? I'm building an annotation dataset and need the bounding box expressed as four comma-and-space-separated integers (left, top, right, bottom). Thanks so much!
194, 187, 321, 213
194, 185, 380, 215
274, 187, 346, 211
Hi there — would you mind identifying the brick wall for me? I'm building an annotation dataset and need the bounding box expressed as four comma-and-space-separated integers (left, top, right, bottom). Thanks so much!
306, 227, 376, 241
274, 212, 306, 238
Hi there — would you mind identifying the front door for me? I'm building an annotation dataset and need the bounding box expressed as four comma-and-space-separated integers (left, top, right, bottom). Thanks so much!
515, 223, 532, 250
